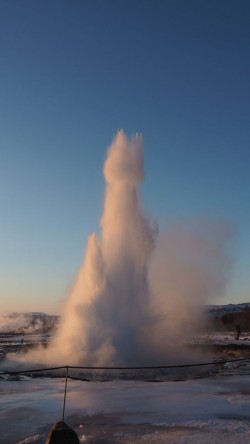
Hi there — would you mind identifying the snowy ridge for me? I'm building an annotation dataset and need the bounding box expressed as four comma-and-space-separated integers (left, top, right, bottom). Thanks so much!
1, 303, 250, 335
0, 312, 59, 334
206, 303, 250, 317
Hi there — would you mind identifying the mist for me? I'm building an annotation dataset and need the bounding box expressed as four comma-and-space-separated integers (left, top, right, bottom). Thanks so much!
13, 131, 232, 366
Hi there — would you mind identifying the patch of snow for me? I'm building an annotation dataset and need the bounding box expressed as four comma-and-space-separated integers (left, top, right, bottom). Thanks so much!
17, 436, 41, 444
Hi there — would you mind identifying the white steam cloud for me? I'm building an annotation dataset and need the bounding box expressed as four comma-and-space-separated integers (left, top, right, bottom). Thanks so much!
16, 131, 232, 366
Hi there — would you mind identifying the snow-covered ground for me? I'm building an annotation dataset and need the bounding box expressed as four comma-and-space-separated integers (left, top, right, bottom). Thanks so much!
1, 308, 250, 443
193, 331, 250, 345
1, 375, 250, 443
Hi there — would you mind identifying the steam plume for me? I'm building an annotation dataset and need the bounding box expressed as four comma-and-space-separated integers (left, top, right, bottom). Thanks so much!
16, 131, 232, 366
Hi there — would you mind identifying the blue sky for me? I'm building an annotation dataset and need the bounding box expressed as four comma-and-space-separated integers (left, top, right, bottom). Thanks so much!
0, 0, 249, 313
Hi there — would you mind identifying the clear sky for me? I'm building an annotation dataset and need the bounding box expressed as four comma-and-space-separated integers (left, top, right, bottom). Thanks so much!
0, 0, 249, 313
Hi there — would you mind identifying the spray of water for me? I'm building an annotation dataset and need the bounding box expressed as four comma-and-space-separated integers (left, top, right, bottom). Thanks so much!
47, 131, 156, 365
13, 131, 232, 366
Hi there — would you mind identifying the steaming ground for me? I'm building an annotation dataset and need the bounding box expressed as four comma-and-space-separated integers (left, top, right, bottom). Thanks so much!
10, 131, 233, 367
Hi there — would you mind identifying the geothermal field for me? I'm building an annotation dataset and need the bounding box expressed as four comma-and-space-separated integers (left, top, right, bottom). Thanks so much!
1, 133, 250, 443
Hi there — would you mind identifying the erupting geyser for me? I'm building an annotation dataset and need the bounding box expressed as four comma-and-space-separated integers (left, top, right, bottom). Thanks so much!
51, 131, 156, 365
18, 131, 232, 367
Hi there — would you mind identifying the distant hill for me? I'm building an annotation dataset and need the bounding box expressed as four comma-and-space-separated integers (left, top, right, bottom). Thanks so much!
0, 312, 59, 334
206, 303, 250, 331
1, 304, 250, 335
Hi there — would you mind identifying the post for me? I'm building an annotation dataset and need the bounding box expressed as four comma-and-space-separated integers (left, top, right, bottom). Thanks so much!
62, 366, 69, 423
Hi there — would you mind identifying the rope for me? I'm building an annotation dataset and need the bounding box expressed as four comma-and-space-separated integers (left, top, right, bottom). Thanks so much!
1, 356, 250, 376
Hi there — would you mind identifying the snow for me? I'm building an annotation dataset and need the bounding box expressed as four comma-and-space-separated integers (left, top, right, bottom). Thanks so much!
207, 303, 250, 316
1, 375, 250, 443
194, 331, 250, 345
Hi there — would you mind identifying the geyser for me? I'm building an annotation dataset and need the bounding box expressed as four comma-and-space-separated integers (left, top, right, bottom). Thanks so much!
19, 131, 232, 367
50, 131, 155, 365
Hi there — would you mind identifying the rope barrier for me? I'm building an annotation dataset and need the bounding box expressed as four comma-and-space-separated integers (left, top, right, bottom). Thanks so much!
1, 356, 250, 376
1, 356, 250, 430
